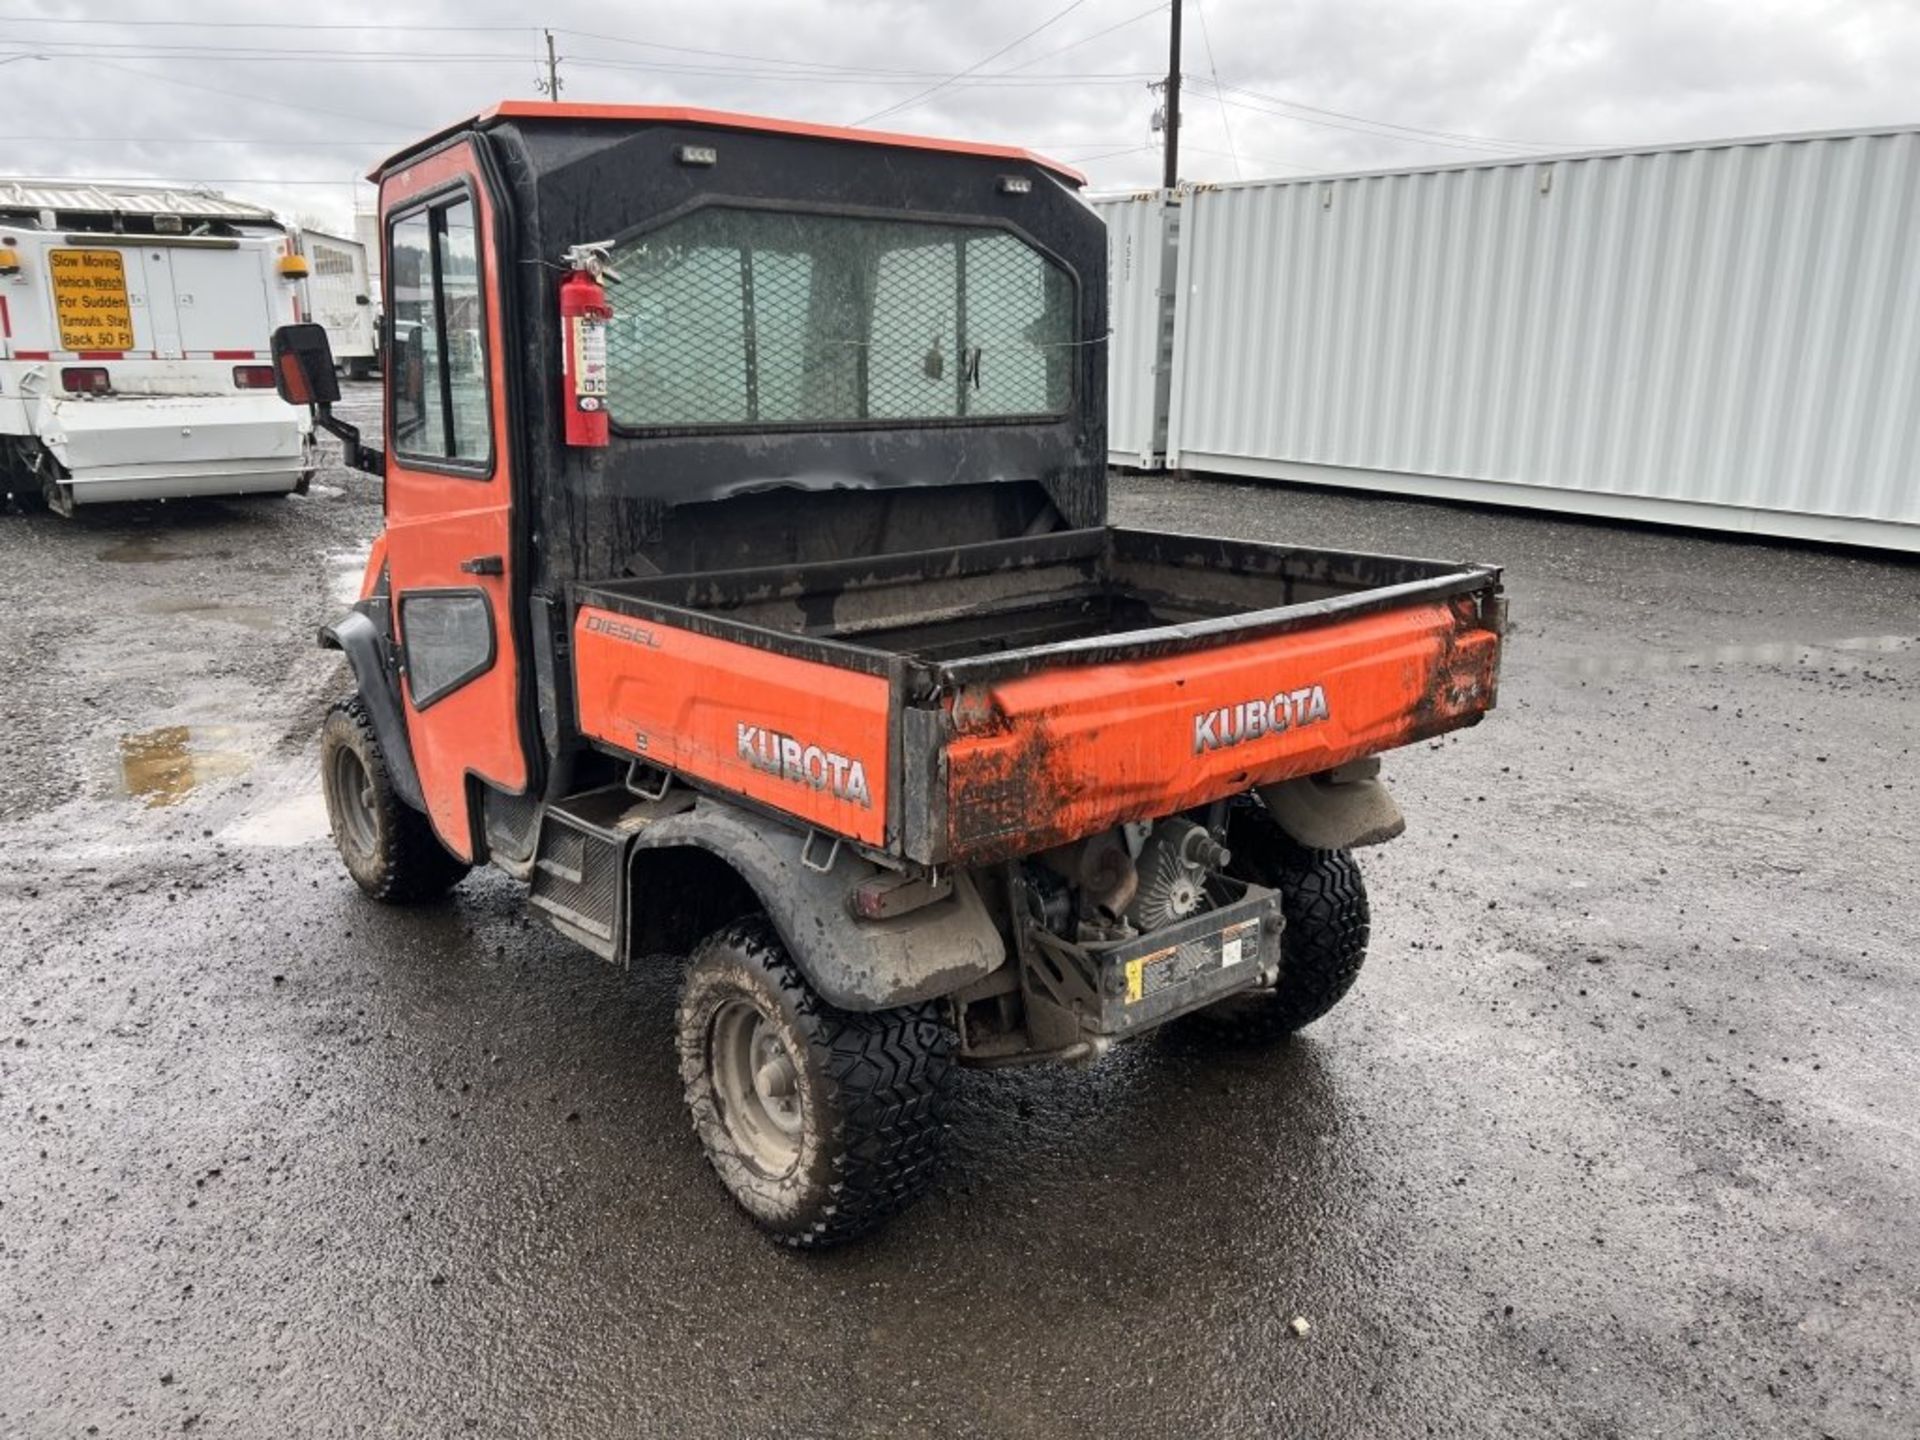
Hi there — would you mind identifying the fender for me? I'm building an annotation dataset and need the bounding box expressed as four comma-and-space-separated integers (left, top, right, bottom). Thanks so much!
318, 605, 425, 812
630, 797, 1006, 1012
1257, 756, 1406, 851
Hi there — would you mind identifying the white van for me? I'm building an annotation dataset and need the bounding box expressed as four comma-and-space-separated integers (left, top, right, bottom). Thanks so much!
0, 180, 314, 513
294, 228, 376, 379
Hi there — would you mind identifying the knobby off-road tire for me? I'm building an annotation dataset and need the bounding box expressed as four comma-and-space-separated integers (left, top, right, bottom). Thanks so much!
1187, 806, 1371, 1043
677, 916, 955, 1248
319, 697, 470, 903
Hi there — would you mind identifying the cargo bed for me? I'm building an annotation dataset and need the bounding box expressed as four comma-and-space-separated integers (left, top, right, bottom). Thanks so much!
570, 528, 1503, 866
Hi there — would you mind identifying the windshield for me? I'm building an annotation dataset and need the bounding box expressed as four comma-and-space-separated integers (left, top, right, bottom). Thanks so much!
604, 207, 1074, 430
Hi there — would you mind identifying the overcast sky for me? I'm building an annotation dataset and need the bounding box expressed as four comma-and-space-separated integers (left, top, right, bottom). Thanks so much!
4, 0, 1917, 233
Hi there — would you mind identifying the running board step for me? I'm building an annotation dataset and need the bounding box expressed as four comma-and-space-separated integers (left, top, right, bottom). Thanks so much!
527, 785, 692, 962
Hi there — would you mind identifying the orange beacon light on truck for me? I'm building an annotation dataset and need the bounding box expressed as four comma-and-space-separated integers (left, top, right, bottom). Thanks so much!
559, 253, 613, 448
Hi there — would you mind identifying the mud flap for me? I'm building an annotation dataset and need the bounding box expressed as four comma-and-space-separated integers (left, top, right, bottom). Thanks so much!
1258, 756, 1405, 850
633, 798, 1005, 1012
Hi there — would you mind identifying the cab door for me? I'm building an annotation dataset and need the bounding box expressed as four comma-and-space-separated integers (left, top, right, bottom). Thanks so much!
379, 145, 527, 859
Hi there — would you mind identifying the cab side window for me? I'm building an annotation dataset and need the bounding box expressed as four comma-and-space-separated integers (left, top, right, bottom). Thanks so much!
389, 196, 490, 466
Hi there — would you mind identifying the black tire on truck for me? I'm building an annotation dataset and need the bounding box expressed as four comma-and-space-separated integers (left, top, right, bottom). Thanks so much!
677, 915, 954, 1248
319, 697, 470, 903
1186, 805, 1371, 1043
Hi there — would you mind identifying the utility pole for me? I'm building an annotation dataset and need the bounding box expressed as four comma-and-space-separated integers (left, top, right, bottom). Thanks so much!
542, 28, 561, 100
1161, 0, 1182, 189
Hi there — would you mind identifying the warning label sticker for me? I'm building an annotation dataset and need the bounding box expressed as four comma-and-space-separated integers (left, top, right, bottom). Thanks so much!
50, 249, 135, 352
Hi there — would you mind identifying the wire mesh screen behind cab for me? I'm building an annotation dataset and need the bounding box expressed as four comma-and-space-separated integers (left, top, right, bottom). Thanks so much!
603, 208, 1074, 429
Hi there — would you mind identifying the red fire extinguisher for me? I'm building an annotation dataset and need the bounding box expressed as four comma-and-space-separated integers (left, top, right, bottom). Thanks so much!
559, 249, 613, 448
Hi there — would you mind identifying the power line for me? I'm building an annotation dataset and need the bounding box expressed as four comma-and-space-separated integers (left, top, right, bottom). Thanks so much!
89, 57, 419, 133
997, 3, 1169, 75
1, 34, 1158, 85
1191, 78, 1562, 153
1183, 142, 1312, 173
1199, 90, 1554, 155
5, 35, 525, 56
1192, 0, 1239, 178
852, 0, 1093, 127
4, 50, 536, 66
564, 56, 1156, 86
557, 27, 947, 77
23, 174, 369, 187
0, 15, 535, 31
1065, 142, 1159, 164
0, 135, 405, 146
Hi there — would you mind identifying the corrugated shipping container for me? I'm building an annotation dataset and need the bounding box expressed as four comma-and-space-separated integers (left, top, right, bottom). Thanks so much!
1094, 190, 1180, 468
1144, 126, 1920, 551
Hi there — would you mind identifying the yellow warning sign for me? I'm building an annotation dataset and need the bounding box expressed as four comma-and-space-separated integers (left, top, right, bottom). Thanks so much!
49, 248, 135, 352
1123, 946, 1175, 1005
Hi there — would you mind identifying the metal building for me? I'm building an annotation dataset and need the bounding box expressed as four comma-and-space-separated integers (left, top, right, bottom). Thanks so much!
1108, 125, 1920, 551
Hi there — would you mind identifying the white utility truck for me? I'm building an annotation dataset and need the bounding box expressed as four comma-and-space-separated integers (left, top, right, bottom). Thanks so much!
293, 228, 376, 379
0, 180, 313, 513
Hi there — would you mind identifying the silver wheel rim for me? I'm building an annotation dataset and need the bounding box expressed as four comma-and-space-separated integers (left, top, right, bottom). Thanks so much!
709, 997, 803, 1175
329, 744, 378, 858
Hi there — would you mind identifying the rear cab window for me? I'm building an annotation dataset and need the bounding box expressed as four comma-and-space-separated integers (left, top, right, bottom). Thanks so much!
603, 208, 1074, 431
389, 195, 490, 467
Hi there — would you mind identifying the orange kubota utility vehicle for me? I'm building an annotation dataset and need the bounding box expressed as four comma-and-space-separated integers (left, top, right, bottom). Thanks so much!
275, 103, 1505, 1247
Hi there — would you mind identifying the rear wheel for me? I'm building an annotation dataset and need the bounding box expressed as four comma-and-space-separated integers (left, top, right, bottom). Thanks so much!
677, 916, 954, 1248
319, 697, 469, 903
1186, 807, 1371, 1043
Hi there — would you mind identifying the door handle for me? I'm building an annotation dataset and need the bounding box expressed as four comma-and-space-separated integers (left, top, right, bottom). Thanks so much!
460, 554, 504, 576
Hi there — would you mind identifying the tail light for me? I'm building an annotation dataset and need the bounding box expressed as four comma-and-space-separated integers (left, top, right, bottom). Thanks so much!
60, 367, 111, 395
233, 364, 276, 390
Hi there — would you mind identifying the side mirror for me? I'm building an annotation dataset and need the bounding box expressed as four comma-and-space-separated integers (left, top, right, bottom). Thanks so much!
271, 322, 342, 407
271, 321, 383, 476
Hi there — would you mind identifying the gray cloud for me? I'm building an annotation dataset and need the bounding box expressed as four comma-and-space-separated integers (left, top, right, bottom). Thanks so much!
4, 0, 1915, 232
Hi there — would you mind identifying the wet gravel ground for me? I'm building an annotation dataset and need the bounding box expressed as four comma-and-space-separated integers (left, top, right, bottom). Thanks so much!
2, 385, 1916, 1437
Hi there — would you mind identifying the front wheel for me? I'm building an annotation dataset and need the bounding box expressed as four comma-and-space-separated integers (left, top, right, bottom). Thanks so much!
319, 697, 470, 903
1187, 812, 1371, 1043
677, 916, 954, 1248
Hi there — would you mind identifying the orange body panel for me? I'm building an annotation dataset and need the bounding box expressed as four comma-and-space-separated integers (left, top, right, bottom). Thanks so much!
942, 600, 1499, 863
572, 608, 893, 848
570, 593, 1497, 866
356, 531, 389, 602
378, 142, 528, 860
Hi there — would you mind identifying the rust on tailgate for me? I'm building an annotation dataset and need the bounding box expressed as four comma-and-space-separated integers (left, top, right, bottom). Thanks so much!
944, 599, 1500, 864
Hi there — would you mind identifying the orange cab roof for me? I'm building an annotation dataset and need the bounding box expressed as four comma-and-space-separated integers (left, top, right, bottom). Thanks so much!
373, 102, 1086, 186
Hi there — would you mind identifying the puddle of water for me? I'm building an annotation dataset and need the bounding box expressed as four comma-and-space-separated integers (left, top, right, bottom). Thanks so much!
142, 597, 277, 631
119, 726, 252, 807
1555, 633, 1915, 678
98, 533, 237, 564
98, 535, 192, 563
225, 786, 331, 847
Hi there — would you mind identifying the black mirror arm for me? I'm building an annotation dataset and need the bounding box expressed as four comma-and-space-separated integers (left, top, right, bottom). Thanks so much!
314, 404, 384, 476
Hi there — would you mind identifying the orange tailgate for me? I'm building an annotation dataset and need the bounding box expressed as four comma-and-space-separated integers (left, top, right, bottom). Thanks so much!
943, 598, 1499, 863
572, 606, 892, 846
